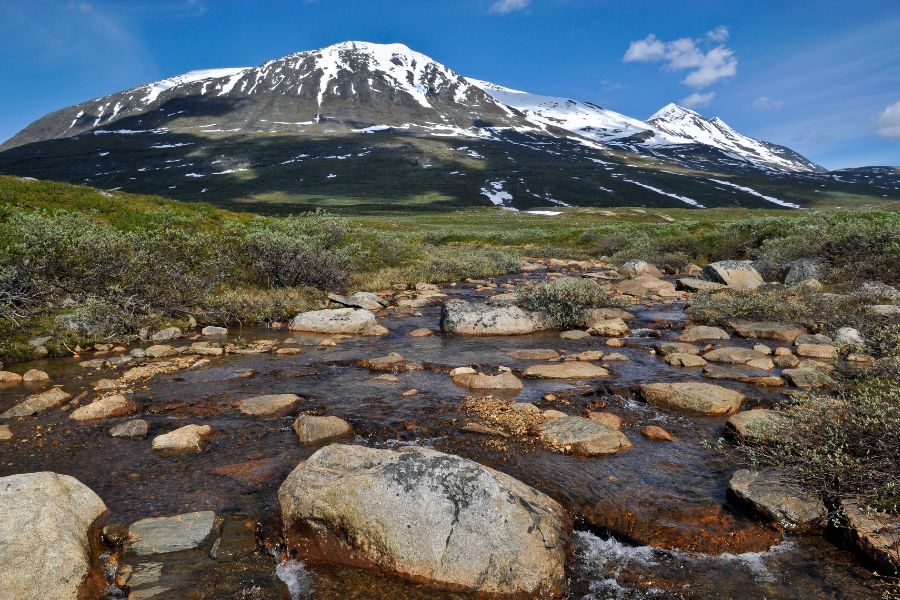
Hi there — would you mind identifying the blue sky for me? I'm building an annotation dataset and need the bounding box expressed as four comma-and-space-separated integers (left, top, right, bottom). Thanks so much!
0, 0, 897, 169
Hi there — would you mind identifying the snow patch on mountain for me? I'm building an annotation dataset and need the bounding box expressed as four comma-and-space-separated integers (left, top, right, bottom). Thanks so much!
708, 178, 800, 208
141, 68, 249, 105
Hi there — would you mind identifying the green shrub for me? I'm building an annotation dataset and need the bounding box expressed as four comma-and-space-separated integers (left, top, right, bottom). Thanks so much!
725, 376, 900, 517
516, 278, 625, 329
412, 246, 521, 283
200, 287, 321, 326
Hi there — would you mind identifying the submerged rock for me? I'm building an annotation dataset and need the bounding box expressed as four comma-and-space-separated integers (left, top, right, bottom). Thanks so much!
506, 348, 560, 361
0, 386, 72, 419
0, 472, 108, 600
292, 414, 353, 446
288, 308, 388, 336
128, 511, 217, 555
639, 382, 744, 416
440, 299, 548, 335
728, 469, 825, 532
238, 393, 303, 417
277, 444, 569, 596
357, 352, 423, 372
540, 416, 632, 455
109, 419, 150, 439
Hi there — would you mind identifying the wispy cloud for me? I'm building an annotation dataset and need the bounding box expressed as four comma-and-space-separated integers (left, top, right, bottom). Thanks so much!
490, 0, 529, 14
753, 96, 783, 111
623, 28, 737, 89
682, 91, 715, 108
875, 100, 900, 140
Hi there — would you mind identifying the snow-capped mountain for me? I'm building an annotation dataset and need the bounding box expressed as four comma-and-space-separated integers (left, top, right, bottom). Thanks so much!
465, 79, 650, 142
1, 41, 896, 212
468, 82, 823, 172
641, 104, 823, 172
1, 42, 521, 150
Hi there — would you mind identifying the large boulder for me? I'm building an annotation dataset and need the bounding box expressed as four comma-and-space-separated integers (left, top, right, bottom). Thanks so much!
0, 472, 108, 599
278, 444, 569, 596
440, 300, 548, 335
701, 261, 764, 290
639, 382, 744, 416
784, 257, 828, 285
289, 308, 388, 336
728, 469, 825, 532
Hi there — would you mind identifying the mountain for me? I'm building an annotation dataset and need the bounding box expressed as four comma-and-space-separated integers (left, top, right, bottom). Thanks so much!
0, 41, 897, 213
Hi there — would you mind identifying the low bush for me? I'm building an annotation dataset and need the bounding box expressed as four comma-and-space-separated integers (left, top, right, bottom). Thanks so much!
516, 278, 625, 329
725, 376, 900, 517
200, 287, 322, 326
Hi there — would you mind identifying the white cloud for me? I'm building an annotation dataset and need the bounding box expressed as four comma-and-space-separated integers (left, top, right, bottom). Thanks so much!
490, 0, 529, 14
706, 26, 729, 42
875, 100, 900, 140
753, 96, 784, 111
681, 91, 715, 108
623, 29, 737, 89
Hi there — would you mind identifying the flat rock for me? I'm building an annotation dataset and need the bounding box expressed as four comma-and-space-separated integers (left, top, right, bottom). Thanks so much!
523, 362, 609, 379
150, 327, 181, 342
440, 300, 548, 335
238, 394, 303, 417
677, 325, 730, 342
676, 278, 727, 293
451, 369, 524, 391
703, 347, 769, 364
703, 365, 784, 387
292, 414, 353, 446
640, 382, 744, 416
585, 307, 634, 324
0, 472, 108, 600
587, 317, 629, 337
559, 329, 591, 340
1, 387, 72, 419
277, 444, 568, 596
613, 275, 678, 298
729, 321, 807, 343
587, 412, 622, 429
128, 511, 217, 555
356, 352, 423, 372
288, 308, 388, 336
725, 409, 786, 442
328, 291, 387, 310
728, 469, 825, 531
702, 261, 764, 290
541, 416, 632, 455
506, 348, 560, 361
109, 419, 150, 439
796, 343, 838, 359
782, 367, 831, 388
151, 424, 213, 453
842, 501, 900, 574
655, 341, 702, 356
70, 394, 139, 421
665, 353, 708, 367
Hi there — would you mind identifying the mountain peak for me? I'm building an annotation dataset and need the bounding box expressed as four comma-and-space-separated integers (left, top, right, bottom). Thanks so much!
648, 103, 701, 122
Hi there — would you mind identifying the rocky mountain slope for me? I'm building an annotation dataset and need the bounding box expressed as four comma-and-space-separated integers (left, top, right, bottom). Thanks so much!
1, 41, 897, 212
